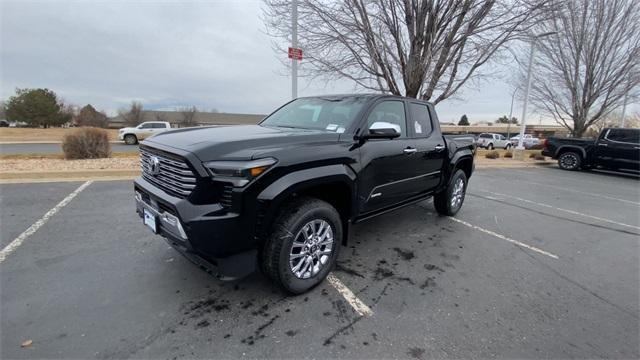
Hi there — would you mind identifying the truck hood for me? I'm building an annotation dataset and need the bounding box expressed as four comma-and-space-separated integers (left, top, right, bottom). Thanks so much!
143, 125, 342, 162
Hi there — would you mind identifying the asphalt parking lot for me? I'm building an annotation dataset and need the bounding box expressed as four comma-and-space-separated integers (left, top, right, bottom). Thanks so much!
1, 168, 638, 359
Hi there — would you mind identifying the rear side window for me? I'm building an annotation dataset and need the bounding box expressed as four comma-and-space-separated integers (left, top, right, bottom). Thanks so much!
139, 123, 153, 129
607, 129, 640, 144
408, 103, 433, 136
479, 134, 492, 139
152, 123, 167, 128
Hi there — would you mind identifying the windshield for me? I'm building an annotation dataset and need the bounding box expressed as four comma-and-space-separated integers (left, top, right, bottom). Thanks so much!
261, 97, 367, 133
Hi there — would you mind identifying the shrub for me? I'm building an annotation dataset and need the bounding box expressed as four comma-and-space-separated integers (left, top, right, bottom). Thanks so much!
485, 150, 500, 159
62, 127, 111, 159
534, 154, 546, 161
504, 151, 513, 158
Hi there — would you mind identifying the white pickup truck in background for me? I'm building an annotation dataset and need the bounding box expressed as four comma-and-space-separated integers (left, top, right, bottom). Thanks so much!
118, 121, 172, 145
510, 134, 541, 149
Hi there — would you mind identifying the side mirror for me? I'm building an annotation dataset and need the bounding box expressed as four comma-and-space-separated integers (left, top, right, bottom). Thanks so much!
362, 122, 401, 140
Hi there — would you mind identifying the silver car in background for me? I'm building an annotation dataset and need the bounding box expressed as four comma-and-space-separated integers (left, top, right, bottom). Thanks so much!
476, 133, 512, 149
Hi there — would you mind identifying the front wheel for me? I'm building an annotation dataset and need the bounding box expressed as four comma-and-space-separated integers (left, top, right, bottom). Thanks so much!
505, 143, 512, 149
124, 134, 138, 145
261, 197, 342, 294
558, 152, 581, 171
434, 169, 467, 216
487, 143, 494, 150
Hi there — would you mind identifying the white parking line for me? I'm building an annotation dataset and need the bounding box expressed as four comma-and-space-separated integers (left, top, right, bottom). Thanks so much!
480, 189, 640, 231
446, 216, 560, 259
0, 181, 92, 263
327, 273, 374, 317
480, 177, 639, 206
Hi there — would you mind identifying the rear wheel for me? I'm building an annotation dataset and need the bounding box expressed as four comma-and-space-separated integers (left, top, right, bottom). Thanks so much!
124, 134, 138, 145
261, 197, 342, 294
558, 151, 581, 171
434, 169, 467, 216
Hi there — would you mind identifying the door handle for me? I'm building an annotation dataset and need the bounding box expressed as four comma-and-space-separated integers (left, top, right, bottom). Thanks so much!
434, 144, 445, 151
598, 143, 608, 147
403, 147, 418, 155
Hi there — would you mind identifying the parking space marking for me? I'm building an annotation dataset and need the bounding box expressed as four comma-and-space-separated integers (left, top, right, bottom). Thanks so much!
480, 189, 640, 231
478, 176, 639, 206
0, 181, 93, 263
327, 273, 374, 317
446, 216, 560, 259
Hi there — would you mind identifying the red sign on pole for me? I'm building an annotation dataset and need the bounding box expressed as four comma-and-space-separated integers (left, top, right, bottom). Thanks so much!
288, 47, 303, 60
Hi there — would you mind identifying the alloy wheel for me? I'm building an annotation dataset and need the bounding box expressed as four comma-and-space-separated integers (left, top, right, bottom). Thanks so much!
289, 219, 334, 279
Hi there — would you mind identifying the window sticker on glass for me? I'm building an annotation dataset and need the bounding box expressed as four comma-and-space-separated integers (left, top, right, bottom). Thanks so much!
326, 124, 339, 131
414, 121, 422, 134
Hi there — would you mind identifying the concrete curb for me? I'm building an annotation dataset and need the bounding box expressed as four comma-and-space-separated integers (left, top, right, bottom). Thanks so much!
0, 141, 124, 144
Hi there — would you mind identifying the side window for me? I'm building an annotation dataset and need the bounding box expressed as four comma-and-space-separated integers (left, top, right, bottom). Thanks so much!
366, 101, 407, 137
152, 123, 167, 129
139, 123, 152, 129
607, 129, 640, 144
408, 103, 432, 136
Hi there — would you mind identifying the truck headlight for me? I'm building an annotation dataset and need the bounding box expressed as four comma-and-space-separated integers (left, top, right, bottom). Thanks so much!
203, 158, 277, 187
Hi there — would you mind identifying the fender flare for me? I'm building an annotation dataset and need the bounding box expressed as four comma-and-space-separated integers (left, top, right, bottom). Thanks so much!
256, 164, 357, 243
555, 145, 587, 159
447, 150, 474, 179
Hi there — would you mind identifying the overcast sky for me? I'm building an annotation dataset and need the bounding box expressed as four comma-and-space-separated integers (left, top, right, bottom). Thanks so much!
1, 0, 633, 124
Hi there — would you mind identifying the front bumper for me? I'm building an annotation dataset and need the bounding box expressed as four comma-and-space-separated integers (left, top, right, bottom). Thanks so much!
134, 177, 257, 279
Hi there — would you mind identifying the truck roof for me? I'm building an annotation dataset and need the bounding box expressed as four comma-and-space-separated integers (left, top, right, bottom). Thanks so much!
298, 93, 435, 106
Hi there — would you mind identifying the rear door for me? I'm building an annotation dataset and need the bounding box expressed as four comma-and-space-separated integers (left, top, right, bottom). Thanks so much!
596, 129, 640, 171
407, 101, 445, 192
357, 100, 423, 213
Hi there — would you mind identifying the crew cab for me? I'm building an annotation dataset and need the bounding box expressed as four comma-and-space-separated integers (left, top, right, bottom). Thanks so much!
477, 133, 512, 149
542, 128, 639, 172
133, 95, 475, 294
119, 121, 171, 145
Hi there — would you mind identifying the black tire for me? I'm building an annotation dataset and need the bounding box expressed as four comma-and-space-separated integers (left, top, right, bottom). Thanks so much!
487, 143, 494, 150
434, 169, 467, 216
261, 197, 342, 294
505, 143, 512, 149
124, 134, 138, 145
558, 151, 581, 171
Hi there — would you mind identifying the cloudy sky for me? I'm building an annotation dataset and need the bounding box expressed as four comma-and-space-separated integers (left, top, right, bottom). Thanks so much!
2, 0, 627, 124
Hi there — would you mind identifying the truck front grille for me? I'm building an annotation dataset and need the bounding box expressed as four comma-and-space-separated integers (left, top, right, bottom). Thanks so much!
140, 147, 196, 198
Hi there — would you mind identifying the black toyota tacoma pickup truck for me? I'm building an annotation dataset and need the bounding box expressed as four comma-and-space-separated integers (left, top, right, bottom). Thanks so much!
542, 128, 639, 172
134, 94, 475, 294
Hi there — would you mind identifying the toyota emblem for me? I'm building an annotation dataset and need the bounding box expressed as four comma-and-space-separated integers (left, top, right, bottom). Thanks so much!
150, 156, 161, 176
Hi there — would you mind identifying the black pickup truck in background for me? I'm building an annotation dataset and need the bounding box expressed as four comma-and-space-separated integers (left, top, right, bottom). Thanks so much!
542, 128, 640, 172
133, 94, 475, 294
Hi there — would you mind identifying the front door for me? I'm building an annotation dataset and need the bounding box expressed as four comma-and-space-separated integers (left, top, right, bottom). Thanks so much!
358, 100, 424, 213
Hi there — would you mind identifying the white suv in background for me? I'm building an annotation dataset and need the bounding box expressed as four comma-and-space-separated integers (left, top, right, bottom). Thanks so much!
476, 133, 511, 149
118, 121, 171, 145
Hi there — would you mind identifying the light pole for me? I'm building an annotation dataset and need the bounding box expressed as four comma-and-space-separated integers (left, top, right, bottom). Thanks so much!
516, 31, 557, 151
620, 77, 630, 128
507, 88, 518, 139
291, 0, 298, 100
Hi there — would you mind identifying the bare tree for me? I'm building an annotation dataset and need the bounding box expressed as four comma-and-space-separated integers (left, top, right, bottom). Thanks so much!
263, 0, 547, 103
525, 0, 640, 137
179, 106, 198, 127
119, 101, 145, 127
